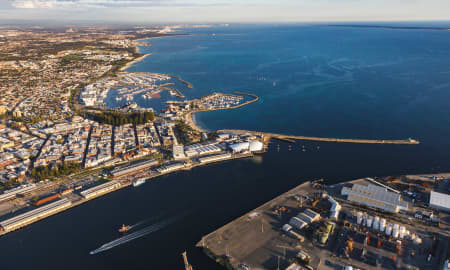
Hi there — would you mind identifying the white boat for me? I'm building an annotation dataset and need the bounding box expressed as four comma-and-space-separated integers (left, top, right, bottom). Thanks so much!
133, 179, 145, 187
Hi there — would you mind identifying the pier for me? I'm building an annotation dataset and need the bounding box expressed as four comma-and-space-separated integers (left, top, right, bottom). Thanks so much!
196, 181, 314, 270
217, 129, 420, 145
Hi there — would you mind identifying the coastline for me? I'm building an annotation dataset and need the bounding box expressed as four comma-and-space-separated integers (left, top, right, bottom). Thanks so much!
0, 152, 255, 236
120, 53, 151, 71
183, 111, 208, 133
0, 32, 430, 240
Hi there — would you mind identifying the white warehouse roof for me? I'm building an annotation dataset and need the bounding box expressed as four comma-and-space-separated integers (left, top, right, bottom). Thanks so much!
429, 191, 450, 212
342, 184, 408, 213
229, 142, 250, 153
249, 141, 263, 152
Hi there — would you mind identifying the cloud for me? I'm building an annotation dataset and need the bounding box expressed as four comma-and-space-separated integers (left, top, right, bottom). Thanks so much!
9, 0, 229, 9
12, 0, 54, 8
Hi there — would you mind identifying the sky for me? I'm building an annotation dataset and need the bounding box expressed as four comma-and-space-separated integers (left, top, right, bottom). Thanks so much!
1, 0, 450, 24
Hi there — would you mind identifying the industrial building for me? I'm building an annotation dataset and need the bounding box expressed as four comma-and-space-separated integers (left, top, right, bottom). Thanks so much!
429, 191, 450, 212
0, 183, 37, 203
110, 159, 158, 178
0, 198, 72, 232
328, 196, 341, 219
157, 162, 185, 173
341, 183, 408, 213
228, 141, 263, 153
289, 208, 320, 230
80, 181, 121, 199
184, 143, 221, 157
198, 153, 232, 164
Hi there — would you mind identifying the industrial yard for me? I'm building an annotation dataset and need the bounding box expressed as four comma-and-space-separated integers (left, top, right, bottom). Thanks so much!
198, 176, 450, 270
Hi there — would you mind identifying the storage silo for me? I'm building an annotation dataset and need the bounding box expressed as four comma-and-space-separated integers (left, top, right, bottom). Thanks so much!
373, 216, 380, 231
379, 218, 386, 232
356, 212, 363, 225
385, 224, 393, 236
399, 226, 406, 239
367, 216, 373, 228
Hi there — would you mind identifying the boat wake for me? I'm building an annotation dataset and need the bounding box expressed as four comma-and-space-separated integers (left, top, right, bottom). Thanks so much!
90, 213, 186, 255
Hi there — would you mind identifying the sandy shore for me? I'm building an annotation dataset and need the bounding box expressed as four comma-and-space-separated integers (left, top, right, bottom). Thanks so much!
120, 53, 151, 71
184, 111, 208, 133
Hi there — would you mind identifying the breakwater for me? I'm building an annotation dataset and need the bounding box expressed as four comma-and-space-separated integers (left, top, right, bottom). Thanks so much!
169, 75, 194, 88
217, 129, 420, 145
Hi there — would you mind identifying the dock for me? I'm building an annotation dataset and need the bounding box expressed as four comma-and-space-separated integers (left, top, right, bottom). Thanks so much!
196, 181, 314, 269
217, 129, 420, 145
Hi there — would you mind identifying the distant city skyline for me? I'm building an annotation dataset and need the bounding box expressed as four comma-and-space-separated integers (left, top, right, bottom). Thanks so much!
1, 0, 450, 23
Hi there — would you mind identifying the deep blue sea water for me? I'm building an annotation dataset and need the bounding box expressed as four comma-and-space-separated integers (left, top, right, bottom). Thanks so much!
1, 23, 450, 270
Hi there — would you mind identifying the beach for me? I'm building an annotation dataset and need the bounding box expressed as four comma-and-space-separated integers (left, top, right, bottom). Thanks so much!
120, 53, 151, 71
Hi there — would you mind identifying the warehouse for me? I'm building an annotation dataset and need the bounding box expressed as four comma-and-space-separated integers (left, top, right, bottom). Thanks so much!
0, 198, 72, 232
157, 162, 185, 173
198, 153, 232, 164
184, 143, 221, 157
229, 140, 264, 153
303, 209, 321, 222
288, 208, 320, 230
110, 159, 158, 178
228, 142, 250, 153
429, 191, 450, 212
0, 183, 37, 203
341, 184, 408, 213
80, 181, 121, 199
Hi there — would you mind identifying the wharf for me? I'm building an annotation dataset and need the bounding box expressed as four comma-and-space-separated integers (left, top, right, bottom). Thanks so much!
0, 181, 130, 236
196, 181, 314, 269
0, 152, 256, 236
197, 175, 449, 270
218, 129, 420, 145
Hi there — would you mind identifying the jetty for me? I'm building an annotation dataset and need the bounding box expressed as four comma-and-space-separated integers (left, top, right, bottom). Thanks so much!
217, 129, 420, 145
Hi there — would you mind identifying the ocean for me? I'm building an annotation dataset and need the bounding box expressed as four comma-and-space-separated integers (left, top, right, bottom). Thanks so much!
1, 23, 450, 269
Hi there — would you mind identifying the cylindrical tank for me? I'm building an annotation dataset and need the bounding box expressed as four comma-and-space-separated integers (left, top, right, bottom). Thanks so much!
392, 228, 399, 238
362, 213, 368, 226
373, 216, 380, 231
357, 212, 363, 225
367, 216, 373, 228
385, 224, 393, 236
392, 224, 400, 238
379, 218, 386, 232
399, 226, 406, 239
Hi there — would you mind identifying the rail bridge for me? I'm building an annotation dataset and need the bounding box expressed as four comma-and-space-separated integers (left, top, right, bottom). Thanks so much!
217, 129, 420, 145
